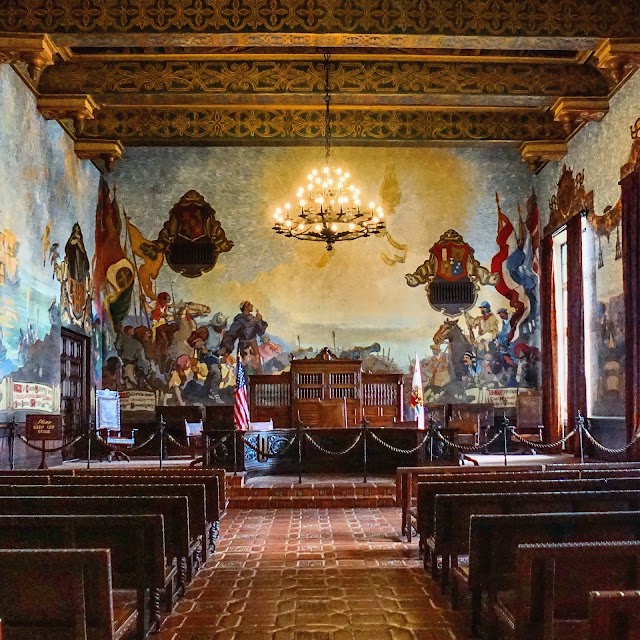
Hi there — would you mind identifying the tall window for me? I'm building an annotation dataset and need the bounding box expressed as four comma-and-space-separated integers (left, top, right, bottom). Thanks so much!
553, 214, 592, 430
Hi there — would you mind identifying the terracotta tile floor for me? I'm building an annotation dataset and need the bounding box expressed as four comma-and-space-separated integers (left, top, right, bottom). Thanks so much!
156, 508, 468, 640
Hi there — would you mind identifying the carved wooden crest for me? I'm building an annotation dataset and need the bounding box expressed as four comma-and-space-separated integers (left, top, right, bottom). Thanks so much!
544, 165, 594, 236
156, 190, 233, 278
406, 229, 498, 317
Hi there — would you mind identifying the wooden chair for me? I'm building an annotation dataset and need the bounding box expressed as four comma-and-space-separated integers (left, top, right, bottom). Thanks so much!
184, 419, 204, 457
318, 398, 348, 428
98, 427, 138, 462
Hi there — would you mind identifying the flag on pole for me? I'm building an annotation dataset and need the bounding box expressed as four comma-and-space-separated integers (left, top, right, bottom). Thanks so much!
234, 357, 250, 430
410, 354, 425, 430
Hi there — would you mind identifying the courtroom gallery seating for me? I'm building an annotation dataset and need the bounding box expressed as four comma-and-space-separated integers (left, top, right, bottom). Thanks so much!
0, 466, 228, 638
403, 460, 640, 640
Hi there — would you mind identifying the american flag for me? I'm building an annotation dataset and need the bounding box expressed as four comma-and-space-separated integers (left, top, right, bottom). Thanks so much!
234, 357, 250, 430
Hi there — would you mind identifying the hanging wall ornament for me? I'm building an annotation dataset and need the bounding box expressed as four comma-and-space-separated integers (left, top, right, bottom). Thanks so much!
405, 229, 498, 316
154, 190, 233, 278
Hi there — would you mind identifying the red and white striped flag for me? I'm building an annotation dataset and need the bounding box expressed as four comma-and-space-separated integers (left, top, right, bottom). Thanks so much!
233, 357, 250, 430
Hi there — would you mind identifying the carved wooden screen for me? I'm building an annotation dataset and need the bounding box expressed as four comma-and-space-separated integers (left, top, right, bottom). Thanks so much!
362, 373, 404, 426
248, 373, 291, 429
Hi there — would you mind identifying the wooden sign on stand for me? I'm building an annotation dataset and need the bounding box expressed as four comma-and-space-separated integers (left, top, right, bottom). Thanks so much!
25, 414, 62, 469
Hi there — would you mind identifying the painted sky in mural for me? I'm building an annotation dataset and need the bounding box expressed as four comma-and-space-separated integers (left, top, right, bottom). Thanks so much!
106, 145, 539, 407
0, 66, 98, 396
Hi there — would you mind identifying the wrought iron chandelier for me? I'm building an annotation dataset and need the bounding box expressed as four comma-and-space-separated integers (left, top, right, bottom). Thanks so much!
272, 53, 386, 251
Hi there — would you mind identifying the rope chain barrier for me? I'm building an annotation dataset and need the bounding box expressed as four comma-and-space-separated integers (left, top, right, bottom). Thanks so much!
368, 430, 432, 455
509, 426, 579, 450
17, 431, 87, 453
582, 423, 640, 455
304, 431, 363, 456
434, 427, 505, 452
240, 434, 299, 459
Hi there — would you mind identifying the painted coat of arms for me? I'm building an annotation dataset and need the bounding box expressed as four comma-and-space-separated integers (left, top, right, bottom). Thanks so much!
406, 229, 498, 316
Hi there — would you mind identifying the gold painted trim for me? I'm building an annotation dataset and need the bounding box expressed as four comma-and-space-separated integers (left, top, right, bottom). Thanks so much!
519, 140, 568, 173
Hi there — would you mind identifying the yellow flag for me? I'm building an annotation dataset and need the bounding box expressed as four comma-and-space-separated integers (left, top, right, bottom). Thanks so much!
127, 219, 164, 300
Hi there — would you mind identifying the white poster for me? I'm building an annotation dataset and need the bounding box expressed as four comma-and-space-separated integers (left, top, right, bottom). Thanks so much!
12, 382, 55, 412
487, 388, 518, 408
119, 390, 156, 413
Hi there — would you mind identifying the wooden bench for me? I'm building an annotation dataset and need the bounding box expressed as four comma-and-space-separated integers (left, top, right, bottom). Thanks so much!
430, 489, 640, 592
589, 590, 640, 640
0, 483, 207, 572
0, 514, 167, 637
74, 467, 228, 509
0, 495, 191, 601
396, 464, 545, 541
0, 476, 52, 485
418, 476, 640, 561
409, 470, 580, 546
0, 548, 139, 640
546, 461, 640, 471
463, 510, 640, 637
495, 541, 640, 640
52, 474, 221, 550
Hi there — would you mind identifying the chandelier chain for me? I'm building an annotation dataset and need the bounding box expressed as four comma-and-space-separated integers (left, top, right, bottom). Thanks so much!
323, 52, 331, 165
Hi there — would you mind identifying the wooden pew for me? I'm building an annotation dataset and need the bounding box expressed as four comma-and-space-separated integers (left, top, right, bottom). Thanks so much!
546, 461, 640, 471
431, 489, 640, 592
589, 590, 640, 640
463, 511, 640, 636
74, 467, 228, 509
496, 541, 640, 640
0, 548, 138, 640
0, 514, 167, 637
396, 464, 545, 541
418, 476, 640, 559
0, 495, 191, 598
0, 476, 51, 485
0, 483, 207, 571
52, 474, 221, 550
409, 470, 580, 546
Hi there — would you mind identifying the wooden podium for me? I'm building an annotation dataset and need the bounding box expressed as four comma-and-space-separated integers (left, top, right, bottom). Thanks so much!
249, 347, 403, 428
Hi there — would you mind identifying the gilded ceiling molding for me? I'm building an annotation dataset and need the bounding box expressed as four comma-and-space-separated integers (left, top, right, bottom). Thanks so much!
1, 0, 639, 38
74, 139, 124, 172
551, 97, 610, 135
79, 107, 566, 144
594, 39, 640, 85
519, 140, 568, 174
36, 94, 99, 135
0, 32, 61, 82
38, 60, 610, 100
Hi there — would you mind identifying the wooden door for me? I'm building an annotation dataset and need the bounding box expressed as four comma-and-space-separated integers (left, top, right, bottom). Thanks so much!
60, 328, 90, 459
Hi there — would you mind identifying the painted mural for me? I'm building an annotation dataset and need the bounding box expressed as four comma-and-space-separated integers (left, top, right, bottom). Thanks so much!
535, 71, 640, 418
103, 145, 541, 411
0, 65, 99, 414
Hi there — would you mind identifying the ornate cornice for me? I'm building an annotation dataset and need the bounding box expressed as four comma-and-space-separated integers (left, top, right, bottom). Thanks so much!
78, 107, 566, 144
74, 138, 124, 172
36, 94, 99, 134
38, 60, 610, 102
594, 38, 640, 85
1, 0, 639, 38
551, 97, 610, 134
519, 140, 568, 174
0, 32, 61, 81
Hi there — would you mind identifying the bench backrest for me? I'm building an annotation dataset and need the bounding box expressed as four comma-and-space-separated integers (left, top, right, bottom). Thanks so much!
0, 476, 51, 485
52, 474, 220, 523
419, 476, 640, 539
515, 541, 640, 638
0, 548, 114, 639
74, 467, 227, 507
0, 513, 166, 590
589, 590, 640, 640
546, 461, 640, 471
0, 484, 205, 553
0, 495, 189, 560
433, 490, 640, 557
468, 510, 640, 594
